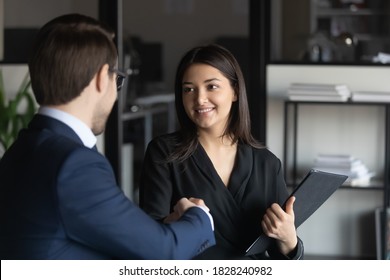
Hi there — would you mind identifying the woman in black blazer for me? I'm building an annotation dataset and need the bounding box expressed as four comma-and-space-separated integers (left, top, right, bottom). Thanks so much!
140, 44, 304, 259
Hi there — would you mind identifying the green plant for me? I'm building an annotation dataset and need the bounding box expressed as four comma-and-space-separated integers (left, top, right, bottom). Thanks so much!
0, 69, 36, 153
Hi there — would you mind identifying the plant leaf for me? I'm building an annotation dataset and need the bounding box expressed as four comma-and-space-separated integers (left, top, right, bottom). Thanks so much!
0, 71, 36, 152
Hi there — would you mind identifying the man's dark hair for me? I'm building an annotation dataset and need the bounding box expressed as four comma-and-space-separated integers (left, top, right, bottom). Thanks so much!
28, 13, 118, 105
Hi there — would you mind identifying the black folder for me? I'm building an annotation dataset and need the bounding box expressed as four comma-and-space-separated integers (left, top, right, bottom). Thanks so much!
245, 169, 348, 256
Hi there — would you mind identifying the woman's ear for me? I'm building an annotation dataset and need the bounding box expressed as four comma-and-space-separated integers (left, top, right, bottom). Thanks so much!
233, 92, 238, 102
232, 85, 238, 102
96, 64, 110, 93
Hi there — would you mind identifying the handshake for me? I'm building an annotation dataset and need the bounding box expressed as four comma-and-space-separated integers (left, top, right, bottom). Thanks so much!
164, 197, 210, 224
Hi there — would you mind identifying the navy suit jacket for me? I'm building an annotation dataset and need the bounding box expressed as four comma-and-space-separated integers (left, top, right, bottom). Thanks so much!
0, 115, 215, 259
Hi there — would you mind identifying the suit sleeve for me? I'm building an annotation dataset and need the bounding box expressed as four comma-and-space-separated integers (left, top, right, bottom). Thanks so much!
57, 148, 215, 259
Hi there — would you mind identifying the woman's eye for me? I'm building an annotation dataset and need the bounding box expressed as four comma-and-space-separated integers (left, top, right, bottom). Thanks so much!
208, 84, 218, 90
183, 87, 194, 93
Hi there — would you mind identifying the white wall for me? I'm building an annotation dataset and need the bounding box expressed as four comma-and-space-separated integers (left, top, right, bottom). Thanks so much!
267, 64, 390, 258
0, 64, 29, 97
0, 0, 3, 60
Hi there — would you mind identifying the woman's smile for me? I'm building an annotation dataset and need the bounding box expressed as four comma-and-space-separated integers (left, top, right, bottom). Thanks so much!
196, 107, 215, 114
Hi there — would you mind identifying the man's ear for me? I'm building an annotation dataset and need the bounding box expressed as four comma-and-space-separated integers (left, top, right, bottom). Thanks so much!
96, 64, 110, 93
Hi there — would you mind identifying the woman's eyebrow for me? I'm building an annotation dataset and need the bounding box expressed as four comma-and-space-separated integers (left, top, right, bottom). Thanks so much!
204, 78, 221, 83
182, 78, 221, 85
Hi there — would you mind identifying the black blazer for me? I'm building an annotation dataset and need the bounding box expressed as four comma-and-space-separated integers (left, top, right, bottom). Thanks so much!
140, 132, 304, 259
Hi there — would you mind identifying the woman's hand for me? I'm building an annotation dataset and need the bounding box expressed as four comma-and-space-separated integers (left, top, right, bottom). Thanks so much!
261, 196, 298, 255
163, 197, 209, 223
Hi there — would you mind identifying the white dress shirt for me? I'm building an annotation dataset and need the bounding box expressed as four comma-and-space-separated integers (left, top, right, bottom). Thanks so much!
38, 107, 96, 149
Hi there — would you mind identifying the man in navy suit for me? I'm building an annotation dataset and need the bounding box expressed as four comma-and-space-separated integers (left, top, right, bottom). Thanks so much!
0, 13, 215, 260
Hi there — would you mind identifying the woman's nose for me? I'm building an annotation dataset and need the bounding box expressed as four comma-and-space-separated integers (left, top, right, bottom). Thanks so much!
196, 89, 208, 104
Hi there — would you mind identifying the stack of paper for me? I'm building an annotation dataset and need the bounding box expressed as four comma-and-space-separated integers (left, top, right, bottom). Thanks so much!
313, 154, 375, 187
372, 52, 390, 64
288, 83, 351, 102
351, 91, 390, 103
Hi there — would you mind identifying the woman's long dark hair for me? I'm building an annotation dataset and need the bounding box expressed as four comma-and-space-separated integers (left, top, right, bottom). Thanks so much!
168, 44, 263, 162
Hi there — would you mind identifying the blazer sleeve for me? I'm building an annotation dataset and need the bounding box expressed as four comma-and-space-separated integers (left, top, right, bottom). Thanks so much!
139, 138, 174, 220
57, 148, 215, 259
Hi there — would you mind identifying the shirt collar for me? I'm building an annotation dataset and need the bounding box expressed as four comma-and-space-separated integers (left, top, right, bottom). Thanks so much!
38, 106, 97, 148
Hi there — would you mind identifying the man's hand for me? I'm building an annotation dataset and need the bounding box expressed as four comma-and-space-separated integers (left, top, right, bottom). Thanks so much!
163, 197, 209, 223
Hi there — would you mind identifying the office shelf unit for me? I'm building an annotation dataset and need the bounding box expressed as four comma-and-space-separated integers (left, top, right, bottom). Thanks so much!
310, 0, 390, 62
283, 100, 390, 259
